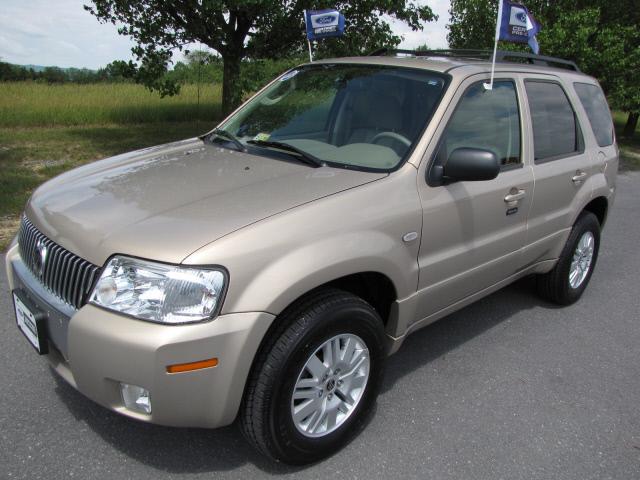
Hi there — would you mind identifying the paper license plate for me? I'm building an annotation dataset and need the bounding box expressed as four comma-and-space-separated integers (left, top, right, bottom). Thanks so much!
13, 291, 48, 354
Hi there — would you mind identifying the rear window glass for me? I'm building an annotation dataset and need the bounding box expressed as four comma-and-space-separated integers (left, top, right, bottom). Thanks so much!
525, 81, 582, 161
574, 83, 614, 147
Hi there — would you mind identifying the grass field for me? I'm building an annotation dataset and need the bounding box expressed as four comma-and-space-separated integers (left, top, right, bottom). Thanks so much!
0, 82, 224, 248
0, 82, 221, 126
0, 81, 638, 250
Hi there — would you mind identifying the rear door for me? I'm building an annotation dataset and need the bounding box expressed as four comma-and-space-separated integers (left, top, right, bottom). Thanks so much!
520, 75, 597, 266
413, 75, 533, 322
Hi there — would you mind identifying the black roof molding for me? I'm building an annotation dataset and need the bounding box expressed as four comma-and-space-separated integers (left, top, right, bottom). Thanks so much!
368, 48, 580, 72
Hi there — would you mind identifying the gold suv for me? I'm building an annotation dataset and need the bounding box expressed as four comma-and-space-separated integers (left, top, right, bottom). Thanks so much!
7, 50, 618, 464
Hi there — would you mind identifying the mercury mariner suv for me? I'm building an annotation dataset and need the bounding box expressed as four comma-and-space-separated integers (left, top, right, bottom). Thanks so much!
6, 50, 618, 464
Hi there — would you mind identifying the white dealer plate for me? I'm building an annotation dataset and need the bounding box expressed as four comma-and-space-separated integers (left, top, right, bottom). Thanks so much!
13, 292, 46, 354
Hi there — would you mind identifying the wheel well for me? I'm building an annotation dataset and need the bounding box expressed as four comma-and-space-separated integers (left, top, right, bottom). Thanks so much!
320, 272, 397, 326
253, 272, 396, 366
583, 197, 608, 226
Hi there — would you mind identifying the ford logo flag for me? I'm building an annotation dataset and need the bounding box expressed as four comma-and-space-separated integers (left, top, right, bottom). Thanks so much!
498, 0, 541, 54
305, 8, 345, 40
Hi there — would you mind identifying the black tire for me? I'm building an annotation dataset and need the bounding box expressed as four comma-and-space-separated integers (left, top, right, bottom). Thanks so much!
537, 211, 601, 305
239, 288, 387, 465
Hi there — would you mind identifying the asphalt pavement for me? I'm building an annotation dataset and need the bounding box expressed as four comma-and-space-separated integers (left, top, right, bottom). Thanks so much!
1, 172, 639, 480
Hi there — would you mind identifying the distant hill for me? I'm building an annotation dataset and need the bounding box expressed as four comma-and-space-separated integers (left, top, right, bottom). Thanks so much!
21, 64, 47, 72
18, 64, 96, 73
0, 62, 102, 82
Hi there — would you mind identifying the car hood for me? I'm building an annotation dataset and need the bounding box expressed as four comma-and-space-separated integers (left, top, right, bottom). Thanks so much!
26, 138, 386, 266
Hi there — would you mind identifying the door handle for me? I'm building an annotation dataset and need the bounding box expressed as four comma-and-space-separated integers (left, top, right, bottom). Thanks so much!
504, 189, 526, 206
572, 171, 588, 184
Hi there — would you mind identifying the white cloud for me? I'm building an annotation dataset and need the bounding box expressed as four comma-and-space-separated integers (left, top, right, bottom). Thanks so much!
0, 0, 135, 68
0, 0, 451, 69
0, 34, 31, 58
391, 0, 451, 49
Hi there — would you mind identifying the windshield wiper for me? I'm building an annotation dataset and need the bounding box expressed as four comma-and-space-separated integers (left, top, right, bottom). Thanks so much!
201, 128, 246, 152
246, 140, 324, 168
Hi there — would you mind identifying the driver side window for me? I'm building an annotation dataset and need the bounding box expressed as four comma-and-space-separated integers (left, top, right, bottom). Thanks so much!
437, 80, 522, 167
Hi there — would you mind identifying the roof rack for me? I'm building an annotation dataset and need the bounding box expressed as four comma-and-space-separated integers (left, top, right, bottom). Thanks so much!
368, 48, 580, 72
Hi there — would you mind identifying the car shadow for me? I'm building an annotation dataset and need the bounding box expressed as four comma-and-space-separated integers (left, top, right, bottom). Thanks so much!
381, 276, 558, 394
50, 372, 299, 474
51, 276, 557, 474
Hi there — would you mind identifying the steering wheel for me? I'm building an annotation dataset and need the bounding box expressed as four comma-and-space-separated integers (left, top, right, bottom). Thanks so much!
371, 131, 411, 148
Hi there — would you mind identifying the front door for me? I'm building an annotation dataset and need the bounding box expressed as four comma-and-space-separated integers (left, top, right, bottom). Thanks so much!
413, 75, 533, 324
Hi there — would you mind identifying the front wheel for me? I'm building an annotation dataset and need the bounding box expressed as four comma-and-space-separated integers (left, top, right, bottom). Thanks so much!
537, 211, 601, 305
240, 289, 387, 464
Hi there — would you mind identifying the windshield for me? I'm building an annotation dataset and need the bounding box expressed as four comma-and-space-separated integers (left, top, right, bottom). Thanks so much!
219, 63, 448, 171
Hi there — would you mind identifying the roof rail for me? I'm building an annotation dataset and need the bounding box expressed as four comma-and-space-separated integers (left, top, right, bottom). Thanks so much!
368, 48, 580, 72
494, 50, 580, 71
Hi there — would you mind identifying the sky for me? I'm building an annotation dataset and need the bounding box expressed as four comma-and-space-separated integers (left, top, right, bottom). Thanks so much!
0, 0, 451, 70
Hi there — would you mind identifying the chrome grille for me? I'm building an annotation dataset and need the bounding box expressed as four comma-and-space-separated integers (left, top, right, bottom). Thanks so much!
18, 216, 101, 309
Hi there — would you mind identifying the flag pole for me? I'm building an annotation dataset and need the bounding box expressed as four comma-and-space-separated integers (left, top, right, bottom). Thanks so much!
303, 10, 313, 62
484, 0, 504, 91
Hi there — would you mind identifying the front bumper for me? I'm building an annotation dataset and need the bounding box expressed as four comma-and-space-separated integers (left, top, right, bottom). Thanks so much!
6, 244, 275, 428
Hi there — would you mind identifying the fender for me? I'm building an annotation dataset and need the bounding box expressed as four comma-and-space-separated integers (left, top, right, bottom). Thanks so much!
182, 165, 423, 317
224, 230, 408, 316
567, 170, 611, 228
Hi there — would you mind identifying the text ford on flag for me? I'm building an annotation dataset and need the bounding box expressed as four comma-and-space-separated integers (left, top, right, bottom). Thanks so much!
304, 9, 346, 41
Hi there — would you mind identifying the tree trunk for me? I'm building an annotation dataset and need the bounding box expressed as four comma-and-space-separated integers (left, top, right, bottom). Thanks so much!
623, 112, 639, 138
221, 52, 243, 117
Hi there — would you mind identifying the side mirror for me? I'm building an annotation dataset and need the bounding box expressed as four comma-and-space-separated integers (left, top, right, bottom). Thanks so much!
443, 147, 500, 182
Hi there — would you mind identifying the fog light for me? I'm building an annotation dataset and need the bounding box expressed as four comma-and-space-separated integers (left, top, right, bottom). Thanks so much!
120, 383, 152, 414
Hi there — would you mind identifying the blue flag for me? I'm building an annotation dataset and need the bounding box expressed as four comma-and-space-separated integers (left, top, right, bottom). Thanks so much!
304, 9, 345, 41
498, 1, 541, 54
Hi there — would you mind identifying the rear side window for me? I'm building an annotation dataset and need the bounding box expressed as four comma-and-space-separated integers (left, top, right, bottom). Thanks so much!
438, 80, 521, 166
525, 81, 582, 161
574, 83, 614, 147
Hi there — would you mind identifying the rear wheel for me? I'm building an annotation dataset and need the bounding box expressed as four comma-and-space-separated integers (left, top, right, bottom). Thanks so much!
537, 212, 601, 305
240, 289, 387, 464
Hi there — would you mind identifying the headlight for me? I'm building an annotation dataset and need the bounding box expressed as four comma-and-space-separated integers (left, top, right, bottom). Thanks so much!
89, 256, 226, 324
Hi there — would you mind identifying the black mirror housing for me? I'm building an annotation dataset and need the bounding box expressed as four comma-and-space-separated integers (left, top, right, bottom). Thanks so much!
443, 147, 500, 182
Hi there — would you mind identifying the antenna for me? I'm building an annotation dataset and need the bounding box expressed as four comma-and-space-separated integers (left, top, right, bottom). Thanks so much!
196, 42, 202, 124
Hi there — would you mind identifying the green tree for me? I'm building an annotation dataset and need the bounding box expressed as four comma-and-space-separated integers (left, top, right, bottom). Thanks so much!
447, 0, 496, 49
447, 0, 639, 136
0, 61, 14, 81
102, 59, 138, 81
84, 1, 436, 115
41, 66, 67, 84
163, 51, 225, 86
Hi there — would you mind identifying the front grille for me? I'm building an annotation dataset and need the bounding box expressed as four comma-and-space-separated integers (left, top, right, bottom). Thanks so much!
18, 216, 101, 309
